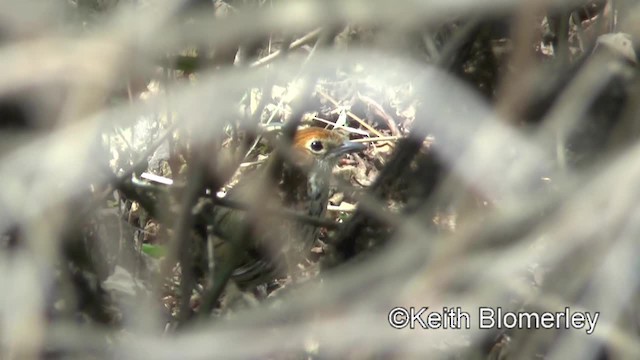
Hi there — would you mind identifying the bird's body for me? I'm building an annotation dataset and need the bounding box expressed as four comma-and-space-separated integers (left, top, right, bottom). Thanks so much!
211, 127, 365, 288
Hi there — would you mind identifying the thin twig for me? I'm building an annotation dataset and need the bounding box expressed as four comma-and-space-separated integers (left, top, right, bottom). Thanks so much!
357, 92, 401, 137
315, 88, 386, 138
209, 197, 340, 230
250, 28, 322, 68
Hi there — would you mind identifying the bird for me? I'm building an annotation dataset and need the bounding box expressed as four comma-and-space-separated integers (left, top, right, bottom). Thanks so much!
210, 127, 366, 289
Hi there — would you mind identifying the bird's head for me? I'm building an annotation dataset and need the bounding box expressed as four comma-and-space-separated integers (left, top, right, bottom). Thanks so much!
291, 127, 366, 166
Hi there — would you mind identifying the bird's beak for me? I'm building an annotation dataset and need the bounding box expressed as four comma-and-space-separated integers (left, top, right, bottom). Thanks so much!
330, 141, 367, 157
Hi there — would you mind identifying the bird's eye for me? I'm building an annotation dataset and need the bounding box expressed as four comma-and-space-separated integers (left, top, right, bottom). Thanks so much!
309, 140, 324, 152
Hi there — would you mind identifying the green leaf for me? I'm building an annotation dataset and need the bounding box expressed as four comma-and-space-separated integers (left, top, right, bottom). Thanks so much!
142, 244, 167, 258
